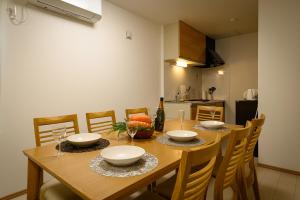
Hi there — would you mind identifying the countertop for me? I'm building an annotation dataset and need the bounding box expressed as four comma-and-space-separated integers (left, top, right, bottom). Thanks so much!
165, 100, 225, 105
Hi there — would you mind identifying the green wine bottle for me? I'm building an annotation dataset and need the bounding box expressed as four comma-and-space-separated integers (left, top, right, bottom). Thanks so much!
155, 97, 165, 132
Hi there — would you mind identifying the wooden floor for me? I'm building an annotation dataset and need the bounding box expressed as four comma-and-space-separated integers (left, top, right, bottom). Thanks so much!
13, 166, 299, 200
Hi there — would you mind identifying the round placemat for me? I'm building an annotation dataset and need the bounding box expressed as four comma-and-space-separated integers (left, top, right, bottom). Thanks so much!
156, 134, 205, 147
89, 153, 158, 177
55, 139, 110, 153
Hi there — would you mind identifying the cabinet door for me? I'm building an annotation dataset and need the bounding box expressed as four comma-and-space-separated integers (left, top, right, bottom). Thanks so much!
179, 21, 206, 63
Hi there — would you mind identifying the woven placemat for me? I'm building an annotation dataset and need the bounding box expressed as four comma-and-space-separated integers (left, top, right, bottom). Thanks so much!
90, 153, 158, 177
55, 139, 110, 153
156, 134, 205, 147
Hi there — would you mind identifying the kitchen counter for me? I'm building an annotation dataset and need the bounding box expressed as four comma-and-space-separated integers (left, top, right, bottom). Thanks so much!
165, 100, 225, 121
165, 100, 225, 104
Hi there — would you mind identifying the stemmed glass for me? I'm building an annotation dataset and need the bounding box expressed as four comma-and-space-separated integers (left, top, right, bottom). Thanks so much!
126, 121, 138, 143
52, 124, 66, 157
178, 110, 185, 130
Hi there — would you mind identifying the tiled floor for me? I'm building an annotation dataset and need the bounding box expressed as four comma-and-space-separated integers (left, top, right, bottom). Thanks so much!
14, 166, 299, 200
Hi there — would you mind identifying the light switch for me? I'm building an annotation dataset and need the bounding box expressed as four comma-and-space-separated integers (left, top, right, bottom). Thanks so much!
126, 31, 132, 40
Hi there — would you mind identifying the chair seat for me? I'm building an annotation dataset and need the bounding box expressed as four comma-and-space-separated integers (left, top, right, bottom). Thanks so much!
134, 191, 166, 200
40, 179, 82, 200
155, 175, 176, 199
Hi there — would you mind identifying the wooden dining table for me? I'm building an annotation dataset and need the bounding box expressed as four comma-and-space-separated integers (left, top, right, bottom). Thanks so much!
23, 120, 241, 200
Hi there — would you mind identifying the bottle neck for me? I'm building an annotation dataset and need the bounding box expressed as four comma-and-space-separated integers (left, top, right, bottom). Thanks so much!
159, 100, 164, 109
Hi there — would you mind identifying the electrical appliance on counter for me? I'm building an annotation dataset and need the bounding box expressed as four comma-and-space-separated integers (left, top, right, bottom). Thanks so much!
243, 89, 258, 100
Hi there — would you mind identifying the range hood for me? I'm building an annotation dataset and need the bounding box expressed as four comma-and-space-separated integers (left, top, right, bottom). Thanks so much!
163, 21, 225, 68
202, 36, 225, 68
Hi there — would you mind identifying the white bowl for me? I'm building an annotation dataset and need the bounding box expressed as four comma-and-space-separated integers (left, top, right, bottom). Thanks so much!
166, 130, 198, 142
67, 133, 101, 147
200, 121, 225, 129
101, 145, 145, 166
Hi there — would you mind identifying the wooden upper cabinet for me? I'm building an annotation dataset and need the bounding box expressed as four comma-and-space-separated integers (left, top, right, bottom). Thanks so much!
179, 21, 206, 64
164, 21, 206, 65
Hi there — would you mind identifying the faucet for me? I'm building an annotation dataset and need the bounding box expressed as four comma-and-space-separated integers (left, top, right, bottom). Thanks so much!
175, 92, 180, 102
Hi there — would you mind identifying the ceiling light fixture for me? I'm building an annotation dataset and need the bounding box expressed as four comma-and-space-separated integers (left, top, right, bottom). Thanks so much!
218, 70, 224, 75
176, 60, 188, 68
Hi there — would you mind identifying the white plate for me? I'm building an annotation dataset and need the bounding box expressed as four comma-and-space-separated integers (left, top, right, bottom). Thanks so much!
101, 145, 145, 166
67, 133, 101, 147
200, 121, 225, 129
166, 130, 198, 142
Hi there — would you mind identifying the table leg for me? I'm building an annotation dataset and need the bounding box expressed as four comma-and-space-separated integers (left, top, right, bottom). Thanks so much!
212, 148, 223, 177
27, 158, 43, 200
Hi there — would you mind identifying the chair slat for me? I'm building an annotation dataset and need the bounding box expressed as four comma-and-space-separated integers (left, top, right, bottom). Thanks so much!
90, 120, 113, 126
91, 127, 112, 133
91, 123, 113, 130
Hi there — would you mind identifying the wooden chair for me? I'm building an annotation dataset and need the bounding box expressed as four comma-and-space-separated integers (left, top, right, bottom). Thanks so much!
33, 114, 80, 146
86, 110, 116, 134
239, 114, 265, 200
214, 122, 252, 200
135, 134, 222, 200
196, 106, 224, 122
33, 114, 81, 200
125, 107, 148, 119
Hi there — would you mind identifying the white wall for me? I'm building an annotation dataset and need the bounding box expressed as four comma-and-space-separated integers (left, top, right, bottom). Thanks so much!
164, 64, 202, 101
0, 0, 162, 196
258, 0, 300, 172
202, 33, 258, 123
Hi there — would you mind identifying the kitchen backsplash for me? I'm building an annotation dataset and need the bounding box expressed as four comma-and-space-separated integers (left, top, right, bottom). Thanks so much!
201, 66, 227, 100
164, 63, 202, 100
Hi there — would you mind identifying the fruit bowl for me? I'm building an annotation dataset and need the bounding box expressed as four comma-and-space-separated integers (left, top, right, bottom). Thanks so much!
134, 129, 154, 139
113, 115, 154, 139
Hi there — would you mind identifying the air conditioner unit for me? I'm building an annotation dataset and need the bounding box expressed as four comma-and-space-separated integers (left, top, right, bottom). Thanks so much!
29, 0, 102, 23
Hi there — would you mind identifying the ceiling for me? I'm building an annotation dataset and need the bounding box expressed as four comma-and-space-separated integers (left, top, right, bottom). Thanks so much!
107, 0, 258, 39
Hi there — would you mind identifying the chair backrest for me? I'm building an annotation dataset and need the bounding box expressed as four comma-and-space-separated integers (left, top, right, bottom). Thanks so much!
86, 110, 116, 134
214, 122, 251, 197
244, 114, 265, 164
33, 114, 79, 147
125, 107, 148, 119
196, 106, 224, 122
171, 134, 221, 200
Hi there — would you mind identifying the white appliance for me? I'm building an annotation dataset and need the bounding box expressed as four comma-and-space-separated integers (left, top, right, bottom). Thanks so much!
243, 89, 258, 100
29, 0, 102, 23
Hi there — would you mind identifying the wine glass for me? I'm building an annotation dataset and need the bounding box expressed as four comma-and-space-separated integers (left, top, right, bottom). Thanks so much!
52, 124, 66, 157
126, 121, 138, 143
178, 110, 185, 130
